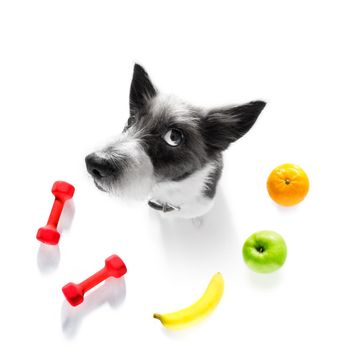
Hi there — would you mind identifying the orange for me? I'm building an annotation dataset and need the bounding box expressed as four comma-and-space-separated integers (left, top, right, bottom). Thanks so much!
267, 163, 309, 206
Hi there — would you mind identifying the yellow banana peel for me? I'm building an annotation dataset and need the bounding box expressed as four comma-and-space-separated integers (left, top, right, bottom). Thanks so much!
153, 272, 224, 330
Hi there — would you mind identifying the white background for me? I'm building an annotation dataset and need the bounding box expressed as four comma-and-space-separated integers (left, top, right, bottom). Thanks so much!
0, 1, 349, 349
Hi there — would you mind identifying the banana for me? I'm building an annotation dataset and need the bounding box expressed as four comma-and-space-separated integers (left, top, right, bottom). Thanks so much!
153, 272, 224, 330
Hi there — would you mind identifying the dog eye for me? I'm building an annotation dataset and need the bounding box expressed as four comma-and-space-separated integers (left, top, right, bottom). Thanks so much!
162, 128, 184, 147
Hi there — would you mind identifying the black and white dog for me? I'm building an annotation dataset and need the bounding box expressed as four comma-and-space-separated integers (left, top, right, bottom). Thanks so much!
85, 64, 265, 219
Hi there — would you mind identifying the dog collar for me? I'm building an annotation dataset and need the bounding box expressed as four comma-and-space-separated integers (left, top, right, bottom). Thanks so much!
148, 199, 180, 213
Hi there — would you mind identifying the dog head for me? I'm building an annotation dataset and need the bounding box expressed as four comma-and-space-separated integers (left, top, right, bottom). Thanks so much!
85, 64, 265, 200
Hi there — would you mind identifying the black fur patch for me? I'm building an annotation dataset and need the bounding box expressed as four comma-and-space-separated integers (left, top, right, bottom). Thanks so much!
126, 64, 209, 182
203, 157, 223, 198
129, 64, 157, 116
127, 67, 265, 185
135, 104, 208, 182
201, 100, 266, 154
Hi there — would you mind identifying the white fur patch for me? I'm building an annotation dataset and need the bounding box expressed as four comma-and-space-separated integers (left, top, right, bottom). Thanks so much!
149, 162, 217, 219
104, 134, 155, 200
150, 94, 198, 124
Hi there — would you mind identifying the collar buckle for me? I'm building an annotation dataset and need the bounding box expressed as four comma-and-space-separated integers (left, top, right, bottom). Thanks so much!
148, 199, 180, 213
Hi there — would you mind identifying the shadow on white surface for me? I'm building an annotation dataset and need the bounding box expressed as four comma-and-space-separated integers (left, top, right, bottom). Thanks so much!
57, 199, 75, 233
154, 188, 238, 269
273, 201, 301, 216
36, 200, 75, 273
245, 269, 282, 289
37, 244, 61, 273
61, 277, 126, 338
158, 317, 210, 339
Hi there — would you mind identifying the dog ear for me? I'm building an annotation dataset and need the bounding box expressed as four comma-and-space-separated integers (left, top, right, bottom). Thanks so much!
202, 100, 266, 152
129, 63, 157, 115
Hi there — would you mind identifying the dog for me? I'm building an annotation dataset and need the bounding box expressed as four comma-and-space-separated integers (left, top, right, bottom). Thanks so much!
85, 64, 266, 219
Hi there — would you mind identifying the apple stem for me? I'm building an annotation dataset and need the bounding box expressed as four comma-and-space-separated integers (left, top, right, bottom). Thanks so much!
285, 178, 291, 185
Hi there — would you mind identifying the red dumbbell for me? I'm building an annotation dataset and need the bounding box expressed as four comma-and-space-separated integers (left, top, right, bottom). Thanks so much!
36, 181, 75, 245
62, 255, 127, 307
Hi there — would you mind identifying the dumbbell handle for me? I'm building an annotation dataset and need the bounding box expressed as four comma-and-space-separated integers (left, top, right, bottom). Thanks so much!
79, 267, 110, 293
37, 181, 75, 245
47, 198, 65, 228
62, 255, 126, 306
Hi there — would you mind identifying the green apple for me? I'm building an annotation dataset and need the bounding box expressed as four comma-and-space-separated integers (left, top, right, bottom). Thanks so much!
242, 230, 287, 273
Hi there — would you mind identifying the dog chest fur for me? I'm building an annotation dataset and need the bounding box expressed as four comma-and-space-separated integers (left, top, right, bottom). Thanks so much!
149, 162, 219, 218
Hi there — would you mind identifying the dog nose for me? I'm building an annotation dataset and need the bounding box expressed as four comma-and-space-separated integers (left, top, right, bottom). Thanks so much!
85, 153, 115, 178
